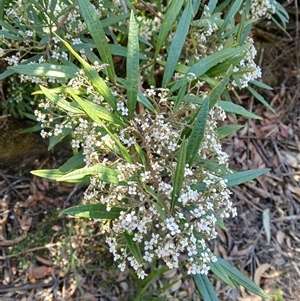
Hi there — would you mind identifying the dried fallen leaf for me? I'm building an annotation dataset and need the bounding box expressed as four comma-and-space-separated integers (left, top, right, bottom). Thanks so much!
263, 208, 271, 244
254, 263, 272, 286
276, 230, 285, 245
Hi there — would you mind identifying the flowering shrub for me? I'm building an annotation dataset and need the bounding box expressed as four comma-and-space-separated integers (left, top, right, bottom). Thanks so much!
0, 0, 289, 299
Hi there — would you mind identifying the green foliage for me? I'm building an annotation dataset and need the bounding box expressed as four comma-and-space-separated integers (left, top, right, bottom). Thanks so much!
0, 0, 289, 299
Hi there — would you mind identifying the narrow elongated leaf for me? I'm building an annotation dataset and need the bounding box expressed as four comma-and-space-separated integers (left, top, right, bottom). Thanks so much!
0, 30, 22, 40
57, 164, 120, 183
194, 274, 219, 301
170, 44, 248, 92
0, 69, 14, 80
206, 54, 245, 78
9, 64, 78, 78
217, 124, 244, 139
39, 86, 83, 114
78, 0, 115, 80
59, 151, 85, 172
209, 65, 233, 109
221, 0, 242, 31
57, 34, 117, 110
124, 231, 142, 264
101, 13, 130, 28
127, 11, 139, 119
217, 101, 262, 119
155, 0, 185, 57
117, 78, 156, 112
223, 168, 269, 187
186, 98, 210, 166
31, 169, 65, 180
70, 92, 124, 126
263, 208, 271, 244
250, 80, 273, 90
171, 137, 187, 213
69, 92, 131, 162
48, 126, 73, 150
60, 204, 123, 219
162, 2, 193, 87
209, 261, 235, 287
247, 86, 276, 113
217, 257, 270, 298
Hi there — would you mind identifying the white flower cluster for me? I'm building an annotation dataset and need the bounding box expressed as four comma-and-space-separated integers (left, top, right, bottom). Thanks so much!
250, 0, 276, 19
53, 87, 236, 279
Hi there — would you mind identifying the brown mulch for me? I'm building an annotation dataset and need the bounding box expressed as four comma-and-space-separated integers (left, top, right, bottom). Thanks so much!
1, 4, 300, 301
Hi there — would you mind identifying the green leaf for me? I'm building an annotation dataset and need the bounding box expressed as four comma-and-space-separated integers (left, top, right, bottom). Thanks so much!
59, 151, 85, 173
57, 34, 117, 110
249, 80, 273, 90
117, 78, 156, 112
60, 204, 123, 219
247, 86, 276, 114
206, 54, 245, 78
0, 29, 22, 41
209, 65, 233, 110
174, 84, 187, 109
194, 274, 219, 301
101, 13, 130, 28
48, 126, 73, 150
155, 0, 185, 57
186, 98, 210, 166
9, 64, 78, 78
217, 257, 270, 298
70, 92, 125, 126
57, 164, 120, 183
0, 69, 14, 80
217, 124, 244, 139
220, 0, 242, 32
162, 1, 193, 87
69, 93, 132, 163
124, 231, 142, 264
170, 44, 249, 92
223, 168, 270, 187
209, 261, 234, 287
39, 86, 83, 114
217, 101, 262, 119
78, 0, 115, 80
127, 10, 139, 119
31, 169, 65, 181
171, 137, 187, 213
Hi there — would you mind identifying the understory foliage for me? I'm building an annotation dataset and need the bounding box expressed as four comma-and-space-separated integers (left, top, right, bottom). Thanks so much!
0, 0, 289, 299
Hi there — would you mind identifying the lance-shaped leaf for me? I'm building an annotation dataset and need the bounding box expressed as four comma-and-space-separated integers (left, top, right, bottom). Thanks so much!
31, 169, 65, 181
217, 101, 262, 119
223, 168, 269, 187
170, 44, 248, 92
60, 204, 123, 219
171, 137, 187, 213
126, 10, 139, 119
208, 261, 235, 287
186, 97, 210, 166
78, 0, 115, 80
217, 257, 270, 298
155, 0, 185, 57
124, 231, 142, 264
247, 86, 276, 113
162, 1, 193, 87
194, 274, 219, 301
57, 34, 117, 110
9, 63, 78, 78
209, 65, 233, 110
217, 124, 244, 139
39, 86, 83, 114
57, 164, 120, 183
59, 151, 85, 173
70, 92, 125, 126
